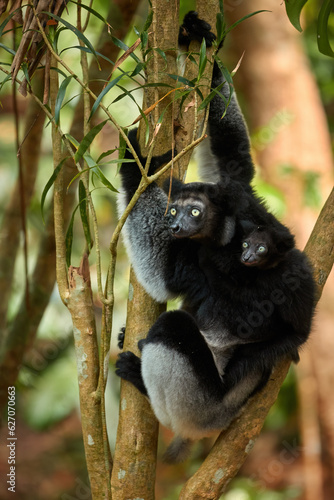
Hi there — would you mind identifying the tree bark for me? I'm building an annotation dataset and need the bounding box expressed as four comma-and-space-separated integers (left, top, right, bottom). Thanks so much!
111, 2, 180, 498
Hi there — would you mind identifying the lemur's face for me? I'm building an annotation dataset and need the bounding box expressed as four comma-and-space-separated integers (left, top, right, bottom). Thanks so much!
240, 231, 270, 268
168, 196, 208, 239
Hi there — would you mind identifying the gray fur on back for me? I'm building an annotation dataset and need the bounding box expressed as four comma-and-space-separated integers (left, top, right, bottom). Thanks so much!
118, 186, 176, 303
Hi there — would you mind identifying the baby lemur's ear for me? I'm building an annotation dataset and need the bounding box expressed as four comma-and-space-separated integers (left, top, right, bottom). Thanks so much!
239, 219, 258, 234
274, 228, 295, 254
162, 177, 184, 198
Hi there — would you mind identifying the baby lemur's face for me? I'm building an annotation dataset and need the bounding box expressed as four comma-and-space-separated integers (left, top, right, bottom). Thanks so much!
241, 230, 271, 268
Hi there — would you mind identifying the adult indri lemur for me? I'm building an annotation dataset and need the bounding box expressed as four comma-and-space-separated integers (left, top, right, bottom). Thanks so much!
116, 12, 315, 462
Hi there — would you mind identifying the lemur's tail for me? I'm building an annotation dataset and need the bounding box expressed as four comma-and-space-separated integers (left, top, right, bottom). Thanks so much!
163, 437, 193, 464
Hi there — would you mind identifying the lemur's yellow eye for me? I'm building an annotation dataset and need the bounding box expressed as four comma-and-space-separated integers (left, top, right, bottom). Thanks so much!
258, 245, 266, 253
191, 209, 200, 217
242, 241, 248, 249
170, 208, 177, 216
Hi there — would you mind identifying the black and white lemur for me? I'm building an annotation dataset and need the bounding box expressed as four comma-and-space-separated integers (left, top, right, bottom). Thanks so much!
116, 12, 316, 462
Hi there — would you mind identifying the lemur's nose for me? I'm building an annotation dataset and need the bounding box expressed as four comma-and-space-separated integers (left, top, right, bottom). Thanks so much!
170, 224, 181, 234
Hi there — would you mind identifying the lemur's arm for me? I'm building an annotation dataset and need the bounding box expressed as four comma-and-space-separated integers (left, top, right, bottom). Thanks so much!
118, 131, 208, 303
179, 11, 255, 186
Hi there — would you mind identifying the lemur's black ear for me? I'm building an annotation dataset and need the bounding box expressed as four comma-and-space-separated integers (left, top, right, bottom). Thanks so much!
274, 229, 295, 254
239, 219, 258, 234
162, 178, 184, 198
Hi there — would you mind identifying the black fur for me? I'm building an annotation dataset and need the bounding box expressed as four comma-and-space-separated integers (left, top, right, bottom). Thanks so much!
115, 12, 316, 462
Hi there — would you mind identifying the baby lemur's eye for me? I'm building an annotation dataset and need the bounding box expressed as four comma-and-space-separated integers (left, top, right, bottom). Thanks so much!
258, 245, 266, 253
191, 208, 200, 217
242, 241, 248, 249
170, 208, 177, 216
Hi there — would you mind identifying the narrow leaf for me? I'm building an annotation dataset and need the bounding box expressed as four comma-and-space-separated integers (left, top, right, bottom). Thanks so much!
226, 10, 270, 36
167, 74, 195, 87
131, 62, 145, 77
285, 0, 309, 32
97, 148, 118, 163
0, 43, 15, 56
45, 12, 100, 64
143, 9, 153, 32
66, 133, 80, 149
111, 36, 140, 63
198, 82, 226, 111
317, 0, 334, 57
0, 9, 18, 37
41, 157, 69, 222
71, 0, 111, 26
89, 74, 124, 121
78, 180, 93, 251
216, 12, 226, 46
198, 38, 208, 81
74, 120, 108, 163
0, 72, 12, 90
65, 207, 77, 267
94, 167, 119, 192
141, 30, 148, 50
55, 75, 74, 125
154, 48, 168, 63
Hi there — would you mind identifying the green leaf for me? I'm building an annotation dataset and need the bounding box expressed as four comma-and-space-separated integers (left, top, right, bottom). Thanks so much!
215, 56, 234, 91
21, 63, 31, 88
194, 86, 204, 102
131, 62, 145, 77
154, 48, 168, 64
66, 168, 91, 191
55, 75, 74, 125
0, 9, 18, 37
0, 71, 12, 91
110, 81, 172, 105
197, 38, 208, 81
285, 0, 309, 32
45, 12, 100, 64
65, 133, 80, 149
167, 74, 196, 87
0, 43, 15, 56
143, 9, 153, 32
94, 167, 118, 192
216, 12, 226, 46
70, 0, 110, 25
198, 82, 226, 111
41, 158, 69, 222
89, 74, 124, 121
65, 210, 75, 267
97, 148, 118, 163
78, 180, 93, 251
317, 0, 334, 57
226, 10, 270, 36
74, 120, 108, 163
141, 30, 148, 50
111, 36, 140, 63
